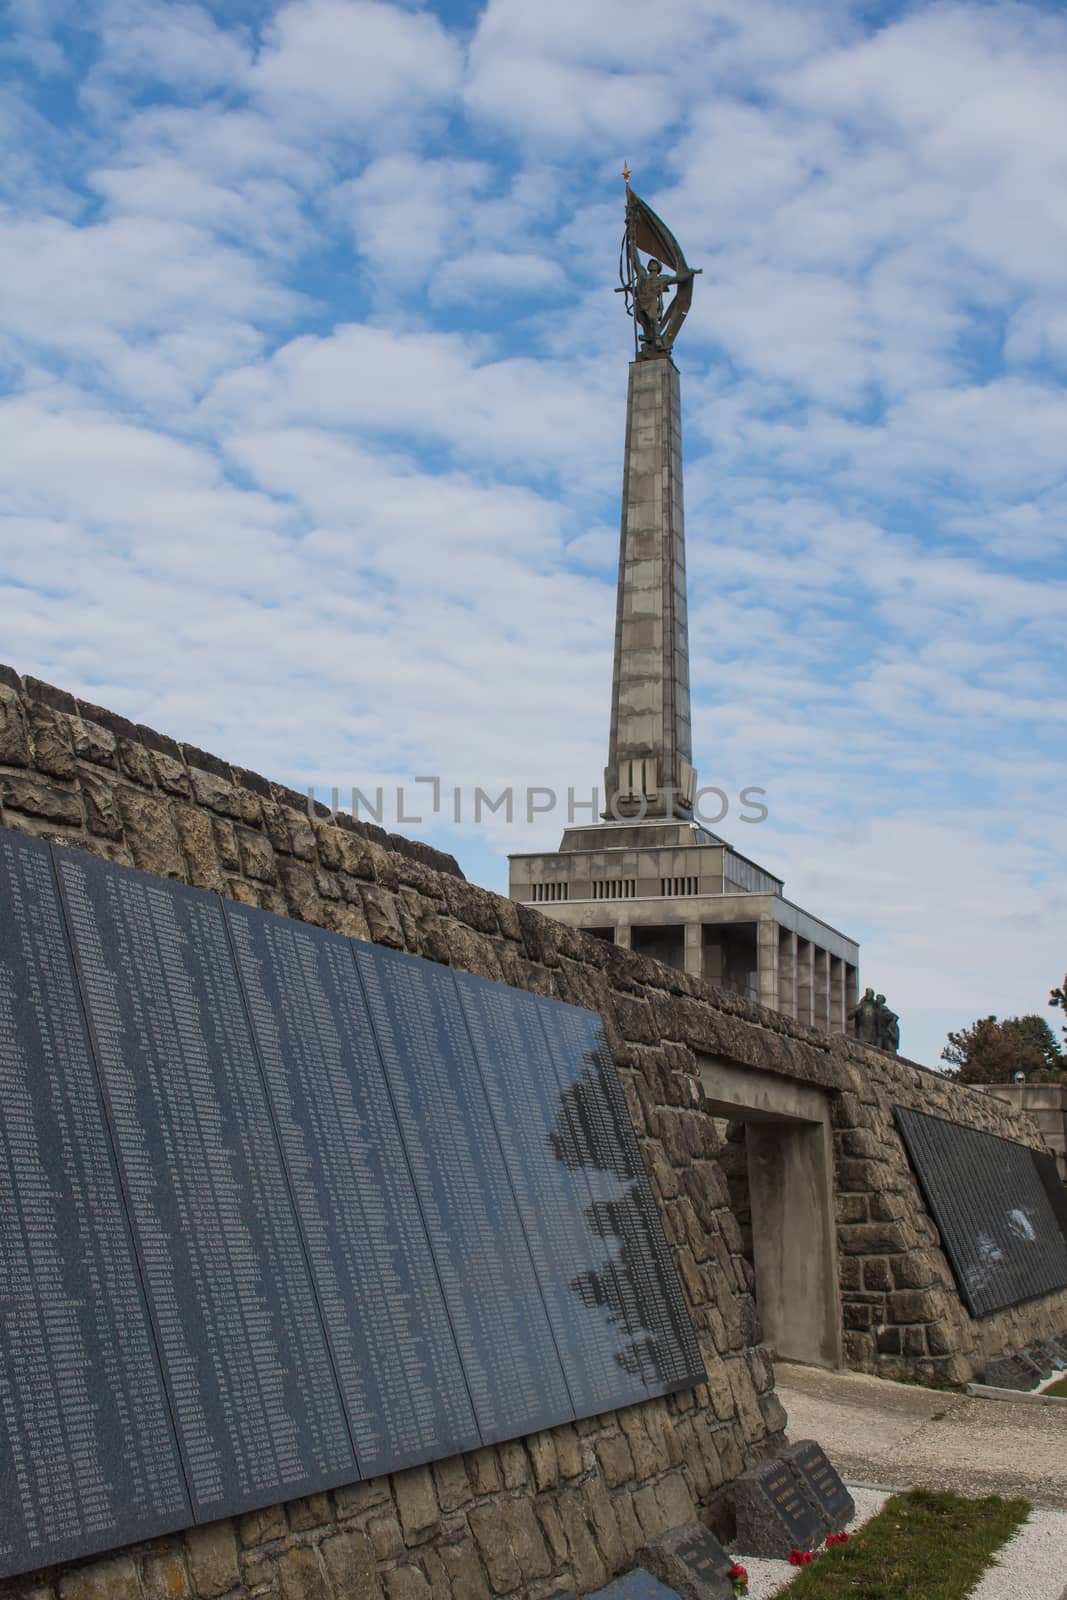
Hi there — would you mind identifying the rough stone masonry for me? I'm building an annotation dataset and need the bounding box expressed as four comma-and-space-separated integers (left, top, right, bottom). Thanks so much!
1, 661, 1065, 1600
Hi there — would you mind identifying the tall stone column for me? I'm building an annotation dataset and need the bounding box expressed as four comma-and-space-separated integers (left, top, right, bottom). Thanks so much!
604, 354, 694, 818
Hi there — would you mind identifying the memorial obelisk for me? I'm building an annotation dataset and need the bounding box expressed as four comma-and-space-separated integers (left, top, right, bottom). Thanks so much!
508, 178, 860, 1021
605, 170, 701, 819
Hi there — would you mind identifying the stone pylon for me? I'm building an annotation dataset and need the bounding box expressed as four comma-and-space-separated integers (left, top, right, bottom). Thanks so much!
604, 352, 695, 819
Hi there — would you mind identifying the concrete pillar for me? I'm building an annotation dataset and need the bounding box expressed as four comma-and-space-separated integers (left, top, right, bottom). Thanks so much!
829, 956, 845, 1033
844, 964, 859, 1034
614, 922, 632, 950
604, 354, 693, 819
796, 939, 813, 1026
748, 1116, 843, 1368
777, 928, 797, 1020
757, 916, 778, 1011
684, 921, 702, 979
813, 947, 830, 1029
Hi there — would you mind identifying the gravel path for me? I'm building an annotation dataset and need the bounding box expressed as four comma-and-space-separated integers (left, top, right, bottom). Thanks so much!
775, 1360, 1067, 1507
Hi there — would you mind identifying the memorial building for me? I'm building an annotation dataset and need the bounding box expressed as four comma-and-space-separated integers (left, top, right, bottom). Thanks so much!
509, 178, 859, 1032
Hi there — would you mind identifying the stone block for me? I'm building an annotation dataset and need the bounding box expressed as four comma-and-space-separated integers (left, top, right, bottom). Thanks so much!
468, 1503, 522, 1594
59, 1556, 140, 1600
173, 806, 226, 891
596, 1433, 636, 1488
70, 717, 117, 765
82, 774, 123, 839
394, 1464, 439, 1545
152, 750, 193, 796
287, 1494, 331, 1532
141, 1552, 192, 1600
366, 1514, 405, 1560
238, 826, 277, 882
502, 1498, 553, 1580
1, 773, 81, 825
382, 1568, 430, 1600
30, 709, 76, 778
887, 1289, 939, 1324
432, 1455, 472, 1512
435, 1543, 491, 1600
0, 685, 30, 767
556, 1487, 608, 1592
237, 1504, 287, 1546
117, 788, 184, 875
526, 1430, 559, 1492
318, 1527, 380, 1599
184, 1523, 241, 1597
276, 1545, 328, 1600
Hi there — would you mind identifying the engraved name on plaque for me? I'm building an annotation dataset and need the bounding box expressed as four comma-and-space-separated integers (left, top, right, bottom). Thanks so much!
455, 971, 651, 1418
352, 941, 572, 1443
55, 850, 356, 1520
0, 834, 189, 1579
224, 903, 480, 1475
530, 994, 706, 1394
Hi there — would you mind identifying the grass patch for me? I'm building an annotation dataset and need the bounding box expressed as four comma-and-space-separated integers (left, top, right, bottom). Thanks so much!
1045, 1375, 1067, 1398
784, 1489, 1029, 1600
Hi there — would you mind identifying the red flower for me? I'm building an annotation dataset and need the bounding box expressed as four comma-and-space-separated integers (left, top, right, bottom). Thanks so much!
789, 1549, 815, 1565
729, 1564, 748, 1580
826, 1532, 850, 1547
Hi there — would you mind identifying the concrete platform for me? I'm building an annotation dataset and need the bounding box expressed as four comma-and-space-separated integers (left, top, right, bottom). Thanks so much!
776, 1360, 1067, 1508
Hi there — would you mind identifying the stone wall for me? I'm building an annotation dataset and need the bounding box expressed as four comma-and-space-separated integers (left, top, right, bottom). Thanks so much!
2, 663, 1066, 1599
0, 664, 782, 1600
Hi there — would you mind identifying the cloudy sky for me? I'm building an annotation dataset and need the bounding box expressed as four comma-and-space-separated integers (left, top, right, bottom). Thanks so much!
2, 0, 1065, 1068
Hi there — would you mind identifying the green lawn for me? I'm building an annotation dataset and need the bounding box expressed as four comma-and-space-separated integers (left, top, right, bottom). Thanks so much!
782, 1489, 1029, 1600
1045, 1374, 1067, 1398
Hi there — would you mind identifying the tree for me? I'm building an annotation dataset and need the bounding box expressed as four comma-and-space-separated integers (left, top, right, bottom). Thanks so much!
1051, 974, 1067, 1046
941, 1014, 1059, 1084
1004, 1014, 1063, 1075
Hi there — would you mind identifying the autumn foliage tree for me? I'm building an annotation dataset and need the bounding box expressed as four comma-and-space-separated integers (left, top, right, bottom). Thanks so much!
941, 1013, 1064, 1084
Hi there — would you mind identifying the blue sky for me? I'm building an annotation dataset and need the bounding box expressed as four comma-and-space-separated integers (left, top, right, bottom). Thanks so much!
2, 0, 1065, 1070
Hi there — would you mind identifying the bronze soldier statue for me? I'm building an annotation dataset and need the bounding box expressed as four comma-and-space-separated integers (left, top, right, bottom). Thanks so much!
618, 167, 700, 356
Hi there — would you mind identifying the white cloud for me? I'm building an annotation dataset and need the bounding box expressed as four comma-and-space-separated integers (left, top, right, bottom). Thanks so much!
0, 0, 1065, 1077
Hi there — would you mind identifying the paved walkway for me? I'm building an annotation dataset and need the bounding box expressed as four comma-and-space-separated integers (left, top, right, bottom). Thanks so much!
776, 1360, 1067, 1508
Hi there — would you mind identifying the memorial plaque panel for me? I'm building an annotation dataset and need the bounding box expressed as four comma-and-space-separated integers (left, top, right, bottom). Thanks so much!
733, 1457, 827, 1557
0, 834, 190, 1580
783, 1441, 854, 1531
454, 971, 650, 1418
982, 1355, 1036, 1391
351, 941, 572, 1443
55, 847, 356, 1520
1033, 1150, 1067, 1242
529, 994, 706, 1394
895, 1107, 1067, 1316
639, 1521, 733, 1599
225, 904, 480, 1475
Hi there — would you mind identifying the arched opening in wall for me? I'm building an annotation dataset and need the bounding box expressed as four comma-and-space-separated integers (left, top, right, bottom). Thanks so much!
700, 1055, 843, 1370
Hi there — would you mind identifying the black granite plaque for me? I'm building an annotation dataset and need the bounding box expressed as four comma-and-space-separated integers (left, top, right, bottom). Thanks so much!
351, 941, 572, 1444
454, 971, 650, 1419
983, 1355, 1036, 1391
895, 1107, 1067, 1317
529, 994, 706, 1395
55, 847, 356, 1520
783, 1440, 854, 1531
640, 1521, 733, 1599
0, 833, 190, 1579
1033, 1150, 1067, 1242
224, 903, 480, 1475
734, 1457, 827, 1557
